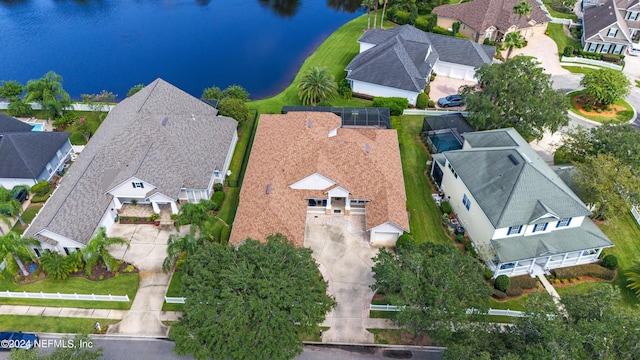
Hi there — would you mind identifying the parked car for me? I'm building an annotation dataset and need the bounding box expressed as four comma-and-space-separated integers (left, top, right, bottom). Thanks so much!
628, 44, 640, 56
12, 189, 29, 204
437, 94, 466, 108
0, 332, 38, 351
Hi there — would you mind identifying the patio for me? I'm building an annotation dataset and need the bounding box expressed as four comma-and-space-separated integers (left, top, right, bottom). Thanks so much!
117, 204, 174, 223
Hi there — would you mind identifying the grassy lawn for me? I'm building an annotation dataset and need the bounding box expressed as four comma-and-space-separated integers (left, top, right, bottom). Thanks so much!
394, 115, 451, 244
600, 213, 640, 307
162, 271, 184, 312
561, 65, 598, 74
567, 90, 634, 123
10, 205, 43, 235
0, 274, 139, 310
0, 315, 117, 334
488, 292, 538, 312
247, 15, 373, 114
542, 0, 578, 20
547, 23, 581, 59
299, 326, 329, 342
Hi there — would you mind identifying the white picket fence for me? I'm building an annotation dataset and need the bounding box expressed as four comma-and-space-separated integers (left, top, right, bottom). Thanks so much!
561, 56, 623, 70
0, 291, 129, 302
370, 304, 525, 318
165, 297, 186, 304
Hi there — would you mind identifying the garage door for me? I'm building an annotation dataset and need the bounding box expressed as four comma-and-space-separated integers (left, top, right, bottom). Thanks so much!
373, 231, 399, 244
434, 64, 452, 77
450, 67, 467, 79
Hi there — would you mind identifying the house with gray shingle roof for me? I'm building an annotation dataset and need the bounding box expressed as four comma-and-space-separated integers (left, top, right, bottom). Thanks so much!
430, 128, 613, 277
24, 79, 237, 253
0, 113, 72, 189
345, 25, 495, 106
582, 0, 637, 54
432, 0, 549, 44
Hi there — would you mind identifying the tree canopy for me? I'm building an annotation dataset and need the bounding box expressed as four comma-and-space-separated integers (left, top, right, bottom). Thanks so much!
580, 69, 631, 107
513, 0, 532, 18
0, 80, 24, 99
25, 71, 71, 119
561, 124, 640, 170
460, 56, 569, 140
297, 66, 338, 106
502, 32, 526, 59
170, 234, 336, 360
371, 241, 492, 343
219, 97, 250, 122
126, 84, 144, 97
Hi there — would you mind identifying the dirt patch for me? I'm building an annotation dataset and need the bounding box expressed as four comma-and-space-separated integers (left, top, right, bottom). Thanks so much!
572, 94, 626, 118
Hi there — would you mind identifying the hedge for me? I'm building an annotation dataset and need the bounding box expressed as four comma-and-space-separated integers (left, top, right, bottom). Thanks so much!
552, 263, 615, 281
416, 93, 428, 109
372, 97, 409, 116
510, 275, 537, 290
31, 181, 50, 196
505, 285, 524, 297
211, 190, 226, 208
492, 288, 507, 300
601, 254, 618, 270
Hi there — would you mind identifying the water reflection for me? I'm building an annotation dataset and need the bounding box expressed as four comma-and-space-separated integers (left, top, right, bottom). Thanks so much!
326, 0, 363, 13
258, 0, 301, 18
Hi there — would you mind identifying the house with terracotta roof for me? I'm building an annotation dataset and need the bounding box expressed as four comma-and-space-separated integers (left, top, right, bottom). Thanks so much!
345, 25, 495, 106
431, 128, 613, 277
24, 79, 238, 254
432, 0, 549, 44
582, 0, 637, 54
0, 113, 72, 189
230, 112, 409, 247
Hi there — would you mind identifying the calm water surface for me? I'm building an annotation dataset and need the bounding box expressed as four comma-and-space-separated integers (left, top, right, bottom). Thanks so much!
0, 0, 361, 99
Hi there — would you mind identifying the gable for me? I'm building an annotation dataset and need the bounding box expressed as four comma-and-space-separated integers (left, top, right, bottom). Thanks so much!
289, 173, 336, 190
106, 176, 156, 197
0, 132, 71, 179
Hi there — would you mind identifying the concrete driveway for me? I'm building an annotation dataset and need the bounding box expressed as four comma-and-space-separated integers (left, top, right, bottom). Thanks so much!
304, 214, 379, 344
510, 32, 570, 76
106, 224, 188, 337
429, 76, 475, 109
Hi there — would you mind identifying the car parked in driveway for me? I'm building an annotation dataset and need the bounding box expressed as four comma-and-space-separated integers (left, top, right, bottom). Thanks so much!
12, 189, 29, 204
0, 332, 38, 351
437, 94, 466, 108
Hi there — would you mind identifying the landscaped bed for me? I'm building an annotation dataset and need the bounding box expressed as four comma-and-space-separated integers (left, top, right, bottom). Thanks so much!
568, 90, 634, 123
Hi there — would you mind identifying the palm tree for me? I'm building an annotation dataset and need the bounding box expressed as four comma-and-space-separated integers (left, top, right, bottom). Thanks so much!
82, 226, 129, 276
380, 0, 388, 29
25, 71, 71, 120
502, 32, 527, 59
361, 0, 374, 29
626, 261, 640, 299
175, 199, 217, 234
297, 67, 338, 106
39, 250, 74, 280
162, 233, 205, 272
0, 231, 38, 277
372, 0, 382, 29
513, 0, 532, 19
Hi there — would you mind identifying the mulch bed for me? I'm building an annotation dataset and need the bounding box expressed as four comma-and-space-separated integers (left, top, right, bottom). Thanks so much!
572, 94, 626, 118
14, 261, 138, 285
549, 275, 609, 288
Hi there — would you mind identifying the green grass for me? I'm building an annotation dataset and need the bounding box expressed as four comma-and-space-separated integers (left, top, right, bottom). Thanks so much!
636, 80, 640, 88
395, 115, 451, 244
0, 315, 118, 334
561, 66, 599, 74
567, 90, 634, 123
600, 213, 640, 307
547, 23, 581, 59
299, 326, 330, 342
162, 271, 184, 312
0, 274, 139, 310
10, 205, 42, 235
247, 14, 374, 114
370, 310, 397, 319
542, 0, 578, 20
368, 328, 403, 344
488, 292, 540, 312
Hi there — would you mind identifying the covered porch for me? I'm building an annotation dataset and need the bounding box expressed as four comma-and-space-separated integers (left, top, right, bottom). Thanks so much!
490, 247, 605, 277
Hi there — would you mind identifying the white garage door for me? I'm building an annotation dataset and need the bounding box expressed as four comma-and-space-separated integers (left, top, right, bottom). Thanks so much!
450, 67, 467, 79
435, 64, 452, 77
373, 232, 399, 243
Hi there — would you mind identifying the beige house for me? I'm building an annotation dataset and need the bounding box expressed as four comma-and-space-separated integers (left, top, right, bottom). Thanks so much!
582, 0, 638, 54
432, 0, 549, 44
230, 112, 409, 247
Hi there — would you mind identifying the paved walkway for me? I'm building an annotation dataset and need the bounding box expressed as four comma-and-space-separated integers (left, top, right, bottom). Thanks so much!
305, 214, 380, 344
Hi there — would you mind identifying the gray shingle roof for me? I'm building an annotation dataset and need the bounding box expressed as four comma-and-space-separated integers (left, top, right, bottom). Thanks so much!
0, 113, 34, 132
584, 0, 633, 43
492, 218, 613, 262
0, 132, 71, 179
346, 25, 494, 92
444, 129, 591, 228
25, 79, 237, 245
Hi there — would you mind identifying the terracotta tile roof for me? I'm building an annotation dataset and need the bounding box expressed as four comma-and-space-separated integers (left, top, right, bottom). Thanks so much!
230, 112, 409, 247
432, 0, 548, 33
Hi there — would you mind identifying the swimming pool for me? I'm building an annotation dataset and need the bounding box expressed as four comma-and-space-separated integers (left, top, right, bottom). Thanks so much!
30, 123, 44, 132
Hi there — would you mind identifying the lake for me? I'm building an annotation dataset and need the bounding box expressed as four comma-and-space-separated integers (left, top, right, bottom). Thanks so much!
0, 0, 362, 100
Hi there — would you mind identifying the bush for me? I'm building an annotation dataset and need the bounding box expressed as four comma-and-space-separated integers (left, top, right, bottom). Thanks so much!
427, 100, 435, 108
455, 234, 465, 243
416, 93, 428, 109
429, 72, 437, 82
563, 45, 574, 57
424, 85, 430, 96
440, 201, 452, 214
220, 225, 231, 244
393, 10, 411, 25
495, 275, 511, 292
442, 213, 450, 226
601, 54, 622, 64
337, 79, 352, 100
465, 240, 477, 257
211, 190, 226, 208
601, 254, 618, 270
511, 275, 537, 290
123, 265, 135, 273
432, 26, 450, 36
395, 233, 415, 251
483, 38, 496, 46
483, 268, 494, 281
213, 183, 223, 192
30, 181, 50, 196
372, 97, 409, 116
30, 192, 52, 203
505, 285, 523, 297
552, 263, 616, 281
492, 288, 507, 299
414, 17, 429, 32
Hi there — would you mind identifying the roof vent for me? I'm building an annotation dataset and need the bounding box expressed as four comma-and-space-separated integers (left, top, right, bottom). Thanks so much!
265, 183, 271, 194
521, 152, 533, 163
161, 117, 168, 126
191, 114, 195, 121
365, 143, 369, 153
508, 154, 520, 165
307, 118, 312, 128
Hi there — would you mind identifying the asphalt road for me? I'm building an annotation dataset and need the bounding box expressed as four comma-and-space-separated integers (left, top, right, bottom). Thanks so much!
0, 336, 444, 360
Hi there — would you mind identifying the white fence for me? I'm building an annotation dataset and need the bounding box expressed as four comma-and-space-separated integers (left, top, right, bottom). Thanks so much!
0, 291, 129, 302
0, 102, 115, 112
632, 206, 640, 228
165, 297, 186, 304
561, 56, 623, 70
370, 304, 525, 318
403, 109, 469, 116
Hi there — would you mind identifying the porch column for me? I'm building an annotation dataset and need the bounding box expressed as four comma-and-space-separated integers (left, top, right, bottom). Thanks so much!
151, 202, 160, 214
594, 248, 603, 259
325, 196, 332, 215
113, 197, 122, 210
528, 259, 536, 273
561, 252, 569, 266
345, 195, 351, 215
544, 255, 552, 270
170, 201, 179, 215
577, 250, 584, 263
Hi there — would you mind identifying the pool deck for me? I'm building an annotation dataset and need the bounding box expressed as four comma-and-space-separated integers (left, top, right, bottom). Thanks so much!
16, 117, 55, 132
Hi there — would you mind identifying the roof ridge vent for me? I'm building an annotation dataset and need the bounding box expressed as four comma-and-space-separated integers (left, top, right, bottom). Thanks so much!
161, 117, 168, 126
520, 152, 533, 163
191, 114, 195, 121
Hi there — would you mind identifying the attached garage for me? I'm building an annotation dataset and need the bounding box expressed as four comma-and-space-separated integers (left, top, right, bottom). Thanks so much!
369, 222, 406, 246
434, 61, 477, 81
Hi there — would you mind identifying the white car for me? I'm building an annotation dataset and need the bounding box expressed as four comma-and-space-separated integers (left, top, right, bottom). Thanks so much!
628, 44, 640, 56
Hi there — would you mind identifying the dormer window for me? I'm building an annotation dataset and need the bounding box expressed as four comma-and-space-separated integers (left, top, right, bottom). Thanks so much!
507, 225, 523, 235
556, 218, 572, 228
607, 28, 618, 37
532, 222, 548, 233
630, 12, 639, 21
132, 182, 144, 189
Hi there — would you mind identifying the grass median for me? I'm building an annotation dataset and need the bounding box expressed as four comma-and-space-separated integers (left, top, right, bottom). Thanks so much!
0, 315, 118, 334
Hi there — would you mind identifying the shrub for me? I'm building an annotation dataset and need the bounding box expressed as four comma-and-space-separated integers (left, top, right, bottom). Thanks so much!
561, 279, 568, 284
495, 275, 511, 292
505, 285, 523, 297
569, 278, 575, 283
416, 93, 428, 109
552, 263, 615, 280
99, 275, 104, 280
393, 10, 411, 25
123, 265, 135, 273
555, 279, 561, 284
455, 234, 465, 243
601, 254, 618, 270
414, 17, 429, 32
492, 288, 507, 299
465, 240, 477, 257
511, 275, 537, 290
31, 192, 52, 203
601, 54, 622, 64
372, 97, 409, 116
395, 233, 415, 251
424, 85, 430, 96
440, 201, 452, 214
446, 226, 455, 235
432, 26, 450, 36
211, 190, 225, 208
427, 100, 435, 108
563, 45, 574, 57
337, 79, 352, 100
213, 183, 223, 192
429, 72, 437, 82
31, 181, 50, 196
442, 213, 450, 226
220, 225, 231, 245
483, 268, 494, 281
483, 38, 496, 46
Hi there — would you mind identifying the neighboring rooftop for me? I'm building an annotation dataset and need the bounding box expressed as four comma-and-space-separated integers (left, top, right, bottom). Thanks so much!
0, 132, 71, 179
0, 113, 34, 133
230, 112, 409, 247
281, 106, 391, 129
583, 0, 633, 43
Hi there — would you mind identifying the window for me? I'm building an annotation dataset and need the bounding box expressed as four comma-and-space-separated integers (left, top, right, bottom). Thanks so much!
56, 149, 63, 159
132, 182, 144, 189
462, 194, 471, 211
33, 248, 41, 257
630, 11, 639, 21
507, 225, 523, 235
533, 222, 548, 233
613, 44, 623, 54
588, 42, 598, 52
601, 43, 611, 53
607, 28, 618, 37
46, 164, 53, 174
213, 171, 221, 178
447, 162, 458, 178
556, 218, 572, 228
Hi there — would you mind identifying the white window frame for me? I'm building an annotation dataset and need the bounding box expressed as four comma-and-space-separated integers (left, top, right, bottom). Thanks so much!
132, 182, 144, 189
533, 222, 548, 233
613, 44, 623, 54
607, 28, 619, 37
556, 218, 572, 228
507, 225, 523, 235
601, 43, 612, 53
46, 164, 53, 174
588, 42, 598, 52
629, 11, 639, 21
